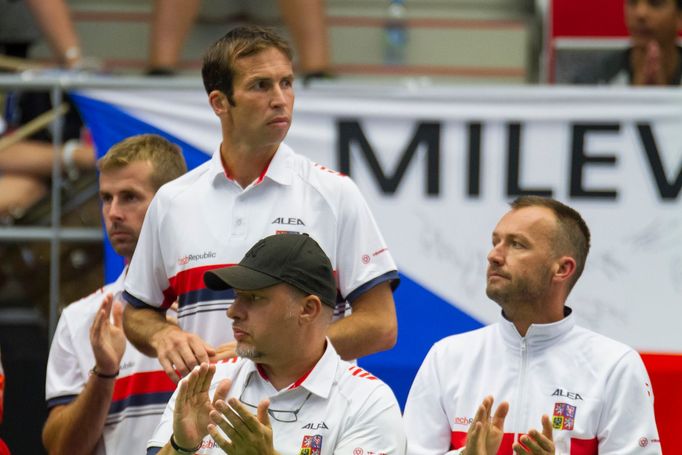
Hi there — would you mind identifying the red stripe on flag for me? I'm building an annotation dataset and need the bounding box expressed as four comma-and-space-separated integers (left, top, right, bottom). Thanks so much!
640, 352, 682, 455
112, 370, 176, 401
570, 437, 598, 455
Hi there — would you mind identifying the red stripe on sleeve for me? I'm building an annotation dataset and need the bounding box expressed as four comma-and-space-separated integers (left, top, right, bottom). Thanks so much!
161, 286, 177, 310
112, 370, 176, 401
168, 263, 237, 296
450, 431, 514, 454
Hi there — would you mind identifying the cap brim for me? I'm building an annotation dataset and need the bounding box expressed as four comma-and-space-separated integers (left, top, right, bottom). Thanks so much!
204, 265, 282, 291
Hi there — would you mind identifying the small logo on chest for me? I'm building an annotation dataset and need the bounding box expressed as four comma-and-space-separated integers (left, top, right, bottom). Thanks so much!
551, 388, 583, 400
301, 422, 328, 430
299, 434, 323, 455
272, 217, 306, 226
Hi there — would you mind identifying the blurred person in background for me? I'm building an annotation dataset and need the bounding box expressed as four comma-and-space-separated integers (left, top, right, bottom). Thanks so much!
573, 0, 682, 85
148, 0, 332, 81
24, 0, 84, 69
0, 0, 94, 222
0, 137, 95, 222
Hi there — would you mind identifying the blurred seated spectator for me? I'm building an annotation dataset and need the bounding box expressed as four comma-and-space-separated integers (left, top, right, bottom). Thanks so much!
0, 138, 95, 221
1, 88, 95, 223
0, 1, 96, 224
148, 0, 332, 80
573, 0, 682, 85
24, 0, 83, 69
0, 0, 40, 64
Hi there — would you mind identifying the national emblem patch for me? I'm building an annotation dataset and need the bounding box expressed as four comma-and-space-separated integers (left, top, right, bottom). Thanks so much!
552, 402, 576, 430
299, 434, 323, 455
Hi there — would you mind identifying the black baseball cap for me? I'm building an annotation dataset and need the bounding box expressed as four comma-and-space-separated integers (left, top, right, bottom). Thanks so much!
204, 234, 337, 308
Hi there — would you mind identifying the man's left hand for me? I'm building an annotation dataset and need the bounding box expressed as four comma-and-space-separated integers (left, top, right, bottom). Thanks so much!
512, 415, 555, 455
207, 396, 278, 455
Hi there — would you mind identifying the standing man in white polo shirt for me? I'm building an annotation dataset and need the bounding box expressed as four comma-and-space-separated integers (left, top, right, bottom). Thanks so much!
147, 233, 406, 455
122, 25, 399, 383
42, 135, 187, 454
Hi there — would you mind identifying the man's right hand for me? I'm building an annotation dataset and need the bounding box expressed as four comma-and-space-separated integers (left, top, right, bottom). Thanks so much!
150, 326, 216, 383
89, 293, 126, 376
463, 395, 509, 455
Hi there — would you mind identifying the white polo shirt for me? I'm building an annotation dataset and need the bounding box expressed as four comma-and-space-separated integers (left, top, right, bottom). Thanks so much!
147, 341, 406, 454
46, 270, 177, 455
403, 309, 661, 455
123, 143, 398, 347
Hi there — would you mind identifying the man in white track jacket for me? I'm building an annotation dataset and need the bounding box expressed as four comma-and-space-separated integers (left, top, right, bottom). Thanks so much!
404, 196, 661, 455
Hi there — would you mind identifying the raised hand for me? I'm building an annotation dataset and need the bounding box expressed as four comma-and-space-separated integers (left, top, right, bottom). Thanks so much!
464, 396, 509, 455
207, 396, 278, 455
171, 363, 227, 449
89, 293, 126, 376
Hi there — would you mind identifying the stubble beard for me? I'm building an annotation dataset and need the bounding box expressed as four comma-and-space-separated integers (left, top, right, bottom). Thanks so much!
236, 343, 263, 360
234, 305, 298, 360
486, 271, 552, 314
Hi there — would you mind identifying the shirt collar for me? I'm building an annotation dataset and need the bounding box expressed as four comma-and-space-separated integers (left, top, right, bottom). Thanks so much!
499, 306, 574, 349
209, 142, 294, 187
242, 338, 339, 399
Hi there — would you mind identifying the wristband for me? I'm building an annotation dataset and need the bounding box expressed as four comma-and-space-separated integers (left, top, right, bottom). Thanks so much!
170, 433, 202, 454
62, 139, 80, 181
89, 365, 118, 379
64, 46, 81, 62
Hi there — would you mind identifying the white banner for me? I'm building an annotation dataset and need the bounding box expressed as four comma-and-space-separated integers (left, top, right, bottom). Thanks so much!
77, 85, 682, 354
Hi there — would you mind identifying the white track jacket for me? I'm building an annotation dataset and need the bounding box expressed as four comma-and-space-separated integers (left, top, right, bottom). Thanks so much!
404, 309, 661, 455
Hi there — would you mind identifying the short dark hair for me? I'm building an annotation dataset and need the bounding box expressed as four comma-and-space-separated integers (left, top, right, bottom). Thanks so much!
97, 134, 187, 191
201, 25, 293, 105
510, 196, 591, 292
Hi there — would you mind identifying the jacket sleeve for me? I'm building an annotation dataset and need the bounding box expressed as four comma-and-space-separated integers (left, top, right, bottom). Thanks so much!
597, 350, 661, 454
404, 344, 460, 455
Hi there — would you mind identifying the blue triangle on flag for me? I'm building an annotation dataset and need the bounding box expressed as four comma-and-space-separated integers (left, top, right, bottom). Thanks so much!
358, 273, 483, 409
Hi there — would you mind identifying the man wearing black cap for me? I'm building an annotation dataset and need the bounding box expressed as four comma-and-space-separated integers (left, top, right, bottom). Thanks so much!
146, 234, 406, 455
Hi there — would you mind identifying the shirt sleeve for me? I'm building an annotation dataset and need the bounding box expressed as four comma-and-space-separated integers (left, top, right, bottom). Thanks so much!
146, 380, 176, 449
597, 350, 662, 454
335, 176, 398, 302
403, 344, 455, 455
45, 309, 89, 407
124, 193, 174, 310
333, 385, 406, 455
